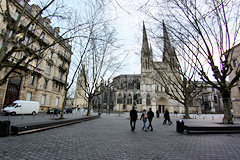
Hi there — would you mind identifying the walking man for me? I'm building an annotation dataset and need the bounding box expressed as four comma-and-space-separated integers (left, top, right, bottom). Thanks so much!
130, 106, 138, 131
147, 108, 154, 131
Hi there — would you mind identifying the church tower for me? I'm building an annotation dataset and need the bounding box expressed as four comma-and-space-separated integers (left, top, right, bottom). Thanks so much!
73, 62, 87, 109
141, 22, 153, 75
162, 21, 179, 69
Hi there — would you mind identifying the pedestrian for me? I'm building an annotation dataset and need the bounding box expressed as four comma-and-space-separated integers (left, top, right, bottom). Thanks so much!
163, 109, 172, 125
130, 106, 138, 131
156, 109, 159, 118
147, 108, 154, 131
53, 108, 58, 117
140, 109, 148, 131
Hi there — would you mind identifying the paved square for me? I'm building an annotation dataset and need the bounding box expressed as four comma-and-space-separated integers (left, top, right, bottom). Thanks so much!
1, 114, 240, 160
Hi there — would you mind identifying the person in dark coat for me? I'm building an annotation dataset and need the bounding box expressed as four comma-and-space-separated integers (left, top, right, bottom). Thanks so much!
163, 109, 172, 125
147, 108, 154, 131
156, 110, 159, 118
130, 106, 138, 131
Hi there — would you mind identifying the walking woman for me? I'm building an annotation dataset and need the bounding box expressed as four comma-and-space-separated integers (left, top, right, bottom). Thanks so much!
140, 109, 148, 131
163, 109, 172, 125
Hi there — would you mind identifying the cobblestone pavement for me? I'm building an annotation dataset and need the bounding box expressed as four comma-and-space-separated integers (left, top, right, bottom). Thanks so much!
1, 114, 240, 160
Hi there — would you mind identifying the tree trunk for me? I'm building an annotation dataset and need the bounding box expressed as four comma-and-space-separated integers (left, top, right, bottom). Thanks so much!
60, 86, 67, 119
184, 101, 191, 119
87, 96, 92, 116
222, 90, 233, 124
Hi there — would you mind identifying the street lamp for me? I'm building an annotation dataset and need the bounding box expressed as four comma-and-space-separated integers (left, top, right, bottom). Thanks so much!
123, 75, 127, 111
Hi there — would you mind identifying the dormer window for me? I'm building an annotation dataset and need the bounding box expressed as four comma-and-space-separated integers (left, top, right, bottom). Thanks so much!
29, 23, 35, 31
40, 32, 45, 40
233, 59, 238, 68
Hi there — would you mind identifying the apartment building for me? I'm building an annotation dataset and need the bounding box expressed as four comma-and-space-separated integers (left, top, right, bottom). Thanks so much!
0, 0, 72, 111
229, 43, 240, 117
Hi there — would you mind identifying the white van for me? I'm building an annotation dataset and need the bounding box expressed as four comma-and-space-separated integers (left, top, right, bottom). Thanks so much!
3, 100, 40, 115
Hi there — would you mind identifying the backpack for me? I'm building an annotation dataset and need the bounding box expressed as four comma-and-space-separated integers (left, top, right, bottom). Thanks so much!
144, 113, 148, 119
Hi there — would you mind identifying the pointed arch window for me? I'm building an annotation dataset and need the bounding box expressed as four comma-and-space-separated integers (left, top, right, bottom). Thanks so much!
117, 93, 122, 104
146, 93, 151, 106
137, 94, 142, 104
127, 93, 132, 104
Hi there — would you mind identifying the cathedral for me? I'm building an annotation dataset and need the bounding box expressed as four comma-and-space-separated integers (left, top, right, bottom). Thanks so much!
111, 22, 184, 113
76, 22, 185, 113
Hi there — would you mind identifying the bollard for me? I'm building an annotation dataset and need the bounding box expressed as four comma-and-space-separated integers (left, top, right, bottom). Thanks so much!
0, 121, 11, 137
22, 114, 23, 120
203, 116, 205, 119
212, 116, 214, 120
176, 120, 184, 133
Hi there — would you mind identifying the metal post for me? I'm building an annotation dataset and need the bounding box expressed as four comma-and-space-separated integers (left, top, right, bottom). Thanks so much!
1, 78, 9, 109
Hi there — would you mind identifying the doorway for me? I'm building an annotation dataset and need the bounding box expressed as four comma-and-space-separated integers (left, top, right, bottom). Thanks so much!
4, 77, 22, 107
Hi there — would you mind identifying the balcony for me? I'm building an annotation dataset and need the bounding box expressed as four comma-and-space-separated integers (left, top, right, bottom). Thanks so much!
57, 52, 71, 63
52, 76, 65, 84
59, 65, 67, 73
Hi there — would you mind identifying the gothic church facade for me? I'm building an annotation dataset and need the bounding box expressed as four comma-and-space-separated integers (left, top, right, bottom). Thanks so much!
112, 22, 184, 113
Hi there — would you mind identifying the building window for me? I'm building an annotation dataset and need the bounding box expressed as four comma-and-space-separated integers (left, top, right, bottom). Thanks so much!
29, 76, 35, 85
123, 94, 126, 104
0, 39, 2, 48
233, 59, 238, 68
8, 30, 13, 38
146, 94, 151, 106
23, 36, 30, 45
117, 93, 122, 104
41, 95, 46, 105
60, 73, 63, 81
44, 80, 48, 89
56, 97, 59, 106
214, 96, 217, 103
29, 23, 35, 31
46, 65, 51, 74
12, 11, 19, 20
127, 93, 132, 104
26, 92, 32, 101
137, 95, 142, 104
50, 52, 53, 59
58, 85, 61, 92
40, 32, 45, 40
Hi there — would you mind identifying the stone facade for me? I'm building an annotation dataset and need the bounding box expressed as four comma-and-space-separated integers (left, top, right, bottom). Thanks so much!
229, 44, 240, 117
0, 0, 72, 111
191, 82, 223, 114
111, 22, 184, 113
73, 63, 87, 109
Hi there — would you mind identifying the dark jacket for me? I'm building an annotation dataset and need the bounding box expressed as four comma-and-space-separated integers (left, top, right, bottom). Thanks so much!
130, 109, 138, 121
147, 110, 154, 120
164, 110, 170, 120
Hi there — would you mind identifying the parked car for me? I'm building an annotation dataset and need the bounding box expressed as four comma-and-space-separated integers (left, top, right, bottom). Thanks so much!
64, 107, 73, 113
47, 108, 61, 114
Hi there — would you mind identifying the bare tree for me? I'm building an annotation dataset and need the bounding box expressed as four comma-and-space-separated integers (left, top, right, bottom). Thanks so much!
151, 22, 202, 119
68, 0, 122, 116
141, 0, 240, 124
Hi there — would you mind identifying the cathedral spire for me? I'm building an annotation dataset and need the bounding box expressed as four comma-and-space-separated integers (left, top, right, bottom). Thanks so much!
162, 20, 173, 62
141, 21, 150, 56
